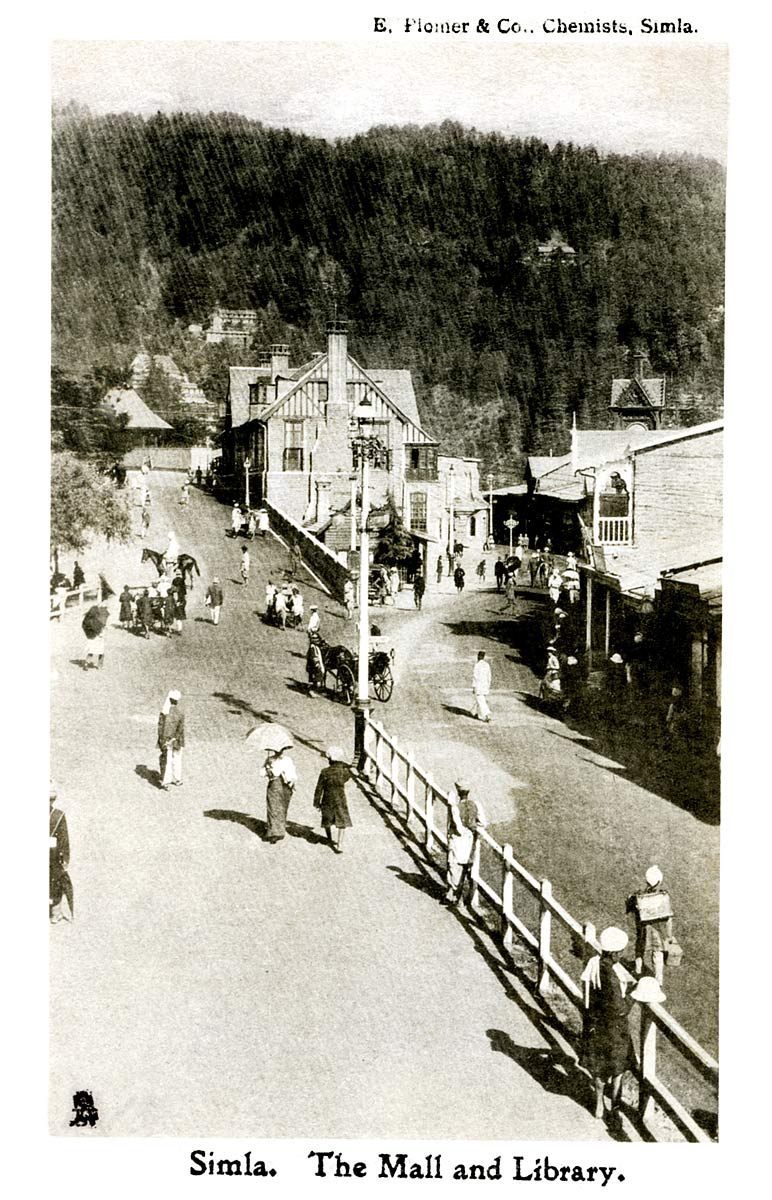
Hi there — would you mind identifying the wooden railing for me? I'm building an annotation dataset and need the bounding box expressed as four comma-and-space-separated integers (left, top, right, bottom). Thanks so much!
50, 582, 102, 620
361, 715, 718, 1143
597, 516, 630, 544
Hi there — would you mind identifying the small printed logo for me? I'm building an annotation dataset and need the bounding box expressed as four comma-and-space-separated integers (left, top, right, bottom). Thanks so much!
69, 1090, 99, 1128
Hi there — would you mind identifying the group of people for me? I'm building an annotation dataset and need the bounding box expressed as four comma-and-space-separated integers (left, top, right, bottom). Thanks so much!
265, 580, 310, 629
117, 572, 188, 639
259, 741, 353, 852
230, 503, 270, 539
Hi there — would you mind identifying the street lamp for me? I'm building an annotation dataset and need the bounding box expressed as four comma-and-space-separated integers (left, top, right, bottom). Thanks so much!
447, 463, 455, 570
487, 472, 494, 548
244, 457, 251, 509
349, 396, 385, 766
349, 470, 358, 553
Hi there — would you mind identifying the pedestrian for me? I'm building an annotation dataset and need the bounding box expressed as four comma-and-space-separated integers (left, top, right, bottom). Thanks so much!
72, 561, 85, 589
494, 556, 505, 592
502, 572, 517, 613
179, 482, 189, 507
306, 633, 325, 696
664, 684, 685, 742
205, 576, 223, 625
240, 545, 250, 585
258, 508, 270, 537
247, 511, 257, 538
548, 567, 563, 605
472, 650, 492, 722
388, 565, 399, 599
444, 778, 487, 905
436, 555, 443, 586
289, 586, 304, 626
579, 926, 635, 1122
307, 604, 320, 638
231, 503, 242, 536
82, 609, 107, 670
626, 866, 677, 985
136, 588, 153, 638
273, 587, 287, 629
265, 580, 277, 620
263, 745, 297, 842
453, 565, 465, 593
413, 571, 425, 610
161, 585, 175, 636
140, 506, 151, 539
171, 575, 186, 635
157, 690, 184, 790
49, 784, 73, 923
343, 578, 355, 620
290, 542, 303, 578
195, 466, 202, 487
313, 746, 353, 853
118, 585, 133, 630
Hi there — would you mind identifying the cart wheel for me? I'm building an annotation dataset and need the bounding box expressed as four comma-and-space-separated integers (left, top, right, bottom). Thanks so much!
336, 664, 355, 706
372, 664, 393, 702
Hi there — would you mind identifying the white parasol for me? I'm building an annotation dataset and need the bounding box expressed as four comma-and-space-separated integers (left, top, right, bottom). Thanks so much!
245, 723, 294, 754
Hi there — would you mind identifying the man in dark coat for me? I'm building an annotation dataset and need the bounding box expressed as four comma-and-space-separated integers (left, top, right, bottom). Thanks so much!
50, 785, 72, 923
206, 577, 224, 625
313, 747, 352, 852
136, 589, 153, 638
157, 690, 185, 789
494, 557, 505, 592
413, 572, 425, 610
453, 565, 465, 593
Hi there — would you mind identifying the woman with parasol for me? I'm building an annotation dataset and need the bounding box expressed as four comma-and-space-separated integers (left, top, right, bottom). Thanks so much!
247, 725, 297, 843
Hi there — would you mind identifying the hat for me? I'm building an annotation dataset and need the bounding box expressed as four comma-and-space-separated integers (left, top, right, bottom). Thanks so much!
168, 689, 182, 703
326, 746, 347, 763
212, 576, 219, 583
310, 605, 318, 610
454, 778, 471, 795
610, 652, 624, 664
598, 926, 628, 953
629, 976, 667, 1004
645, 865, 663, 887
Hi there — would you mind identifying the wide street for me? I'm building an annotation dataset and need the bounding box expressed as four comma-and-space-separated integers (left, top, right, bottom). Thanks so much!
50, 475, 718, 1138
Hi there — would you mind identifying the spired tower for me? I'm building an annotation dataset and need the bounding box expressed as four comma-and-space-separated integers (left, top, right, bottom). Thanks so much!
609, 350, 666, 430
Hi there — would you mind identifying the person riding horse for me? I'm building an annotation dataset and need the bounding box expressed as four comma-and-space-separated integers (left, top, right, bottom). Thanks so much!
141, 547, 200, 589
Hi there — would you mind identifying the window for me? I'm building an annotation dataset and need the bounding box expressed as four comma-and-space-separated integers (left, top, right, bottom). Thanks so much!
405, 445, 438, 480
470, 516, 477, 538
249, 382, 269, 407
410, 492, 427, 532
283, 421, 304, 471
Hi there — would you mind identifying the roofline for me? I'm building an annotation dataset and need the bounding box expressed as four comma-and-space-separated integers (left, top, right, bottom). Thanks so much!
627, 420, 724, 455
660, 555, 723, 577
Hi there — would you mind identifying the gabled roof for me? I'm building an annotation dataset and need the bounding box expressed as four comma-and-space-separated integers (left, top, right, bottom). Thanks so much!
227, 366, 271, 427
368, 370, 420, 428
102, 388, 172, 430
528, 455, 571, 480
625, 419, 723, 455
610, 376, 666, 409
574, 428, 676, 468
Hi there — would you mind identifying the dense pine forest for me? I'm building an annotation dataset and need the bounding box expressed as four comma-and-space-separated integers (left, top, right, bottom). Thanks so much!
52, 109, 725, 474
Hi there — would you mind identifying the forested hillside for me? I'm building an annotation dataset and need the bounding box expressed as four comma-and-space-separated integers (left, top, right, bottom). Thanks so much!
52, 109, 725, 474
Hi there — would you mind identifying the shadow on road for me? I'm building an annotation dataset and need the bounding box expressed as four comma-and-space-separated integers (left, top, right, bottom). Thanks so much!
205, 808, 265, 838
441, 703, 475, 720
135, 763, 161, 789
210, 691, 330, 759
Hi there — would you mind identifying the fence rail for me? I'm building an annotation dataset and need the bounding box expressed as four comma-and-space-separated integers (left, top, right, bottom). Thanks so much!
50, 583, 103, 620
362, 715, 718, 1143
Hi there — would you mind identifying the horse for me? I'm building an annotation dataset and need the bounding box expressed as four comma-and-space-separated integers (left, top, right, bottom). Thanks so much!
141, 548, 201, 589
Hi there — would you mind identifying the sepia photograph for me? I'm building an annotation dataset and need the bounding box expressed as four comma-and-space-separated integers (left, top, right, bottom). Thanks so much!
33, 8, 760, 1184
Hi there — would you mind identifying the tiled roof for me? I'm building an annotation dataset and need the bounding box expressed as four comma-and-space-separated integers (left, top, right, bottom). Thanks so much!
102, 388, 172, 430
610, 377, 666, 409
368, 370, 421, 427
227, 366, 271, 427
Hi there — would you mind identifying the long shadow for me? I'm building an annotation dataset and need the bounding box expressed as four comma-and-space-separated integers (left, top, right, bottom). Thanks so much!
440, 610, 546, 674
205, 808, 265, 838
135, 763, 161, 789
516, 692, 720, 825
441, 703, 476, 720
286, 821, 329, 846
359, 772, 640, 1137
210, 691, 330, 758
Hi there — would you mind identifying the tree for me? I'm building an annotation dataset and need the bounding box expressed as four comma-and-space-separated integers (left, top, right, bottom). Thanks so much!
51, 452, 132, 570
51, 368, 128, 457
373, 500, 416, 566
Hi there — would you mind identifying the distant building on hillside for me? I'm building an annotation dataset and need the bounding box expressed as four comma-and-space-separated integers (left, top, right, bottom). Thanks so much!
204, 307, 258, 348
522, 231, 577, 266
130, 353, 211, 406
610, 351, 667, 430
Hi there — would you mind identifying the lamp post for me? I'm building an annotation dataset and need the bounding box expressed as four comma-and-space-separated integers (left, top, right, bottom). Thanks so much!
349, 471, 358, 553
349, 397, 384, 766
244, 457, 251, 509
447, 463, 455, 570
487, 472, 494, 549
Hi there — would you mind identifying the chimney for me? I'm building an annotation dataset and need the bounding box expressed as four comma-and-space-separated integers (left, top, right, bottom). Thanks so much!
632, 350, 646, 381
327, 320, 348, 409
270, 343, 290, 383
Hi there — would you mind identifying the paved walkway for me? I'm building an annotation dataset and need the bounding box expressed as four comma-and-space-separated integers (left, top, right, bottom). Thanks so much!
50, 477, 618, 1140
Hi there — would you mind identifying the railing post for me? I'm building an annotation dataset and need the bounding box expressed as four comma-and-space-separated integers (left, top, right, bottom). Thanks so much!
501, 844, 515, 950
424, 772, 436, 854
469, 835, 481, 915
538, 878, 553, 995
78, 585, 85, 607
374, 721, 384, 791
405, 752, 416, 825
582, 921, 597, 1010
638, 1005, 657, 1126
388, 737, 397, 803
362, 714, 374, 777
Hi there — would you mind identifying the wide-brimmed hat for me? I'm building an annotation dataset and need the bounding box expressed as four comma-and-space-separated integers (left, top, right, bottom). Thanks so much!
326, 746, 347, 763
610, 652, 624, 664
645, 865, 663, 887
629, 976, 667, 1004
599, 926, 628, 953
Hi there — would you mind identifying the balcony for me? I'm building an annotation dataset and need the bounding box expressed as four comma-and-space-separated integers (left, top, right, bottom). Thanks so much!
404, 466, 438, 482
597, 516, 630, 545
